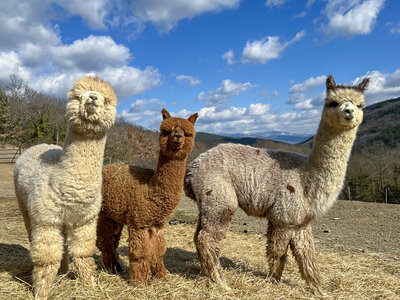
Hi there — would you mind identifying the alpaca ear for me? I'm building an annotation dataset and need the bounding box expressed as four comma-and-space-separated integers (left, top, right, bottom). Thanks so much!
356, 77, 370, 92
188, 112, 198, 125
326, 75, 336, 91
161, 108, 171, 120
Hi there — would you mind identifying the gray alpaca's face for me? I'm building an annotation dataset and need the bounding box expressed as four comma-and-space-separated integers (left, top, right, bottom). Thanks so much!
324, 88, 365, 129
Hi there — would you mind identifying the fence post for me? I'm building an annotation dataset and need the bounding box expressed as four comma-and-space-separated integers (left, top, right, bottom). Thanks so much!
11, 142, 22, 163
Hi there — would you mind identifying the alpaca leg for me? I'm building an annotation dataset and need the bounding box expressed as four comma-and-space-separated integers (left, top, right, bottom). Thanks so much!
67, 219, 97, 285
30, 225, 63, 300
266, 222, 292, 282
150, 229, 167, 279
16, 192, 32, 242
194, 196, 236, 290
127, 226, 152, 284
290, 225, 323, 294
96, 212, 123, 273
59, 234, 69, 274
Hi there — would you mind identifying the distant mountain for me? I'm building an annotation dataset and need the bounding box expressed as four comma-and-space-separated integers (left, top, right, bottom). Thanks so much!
227, 131, 313, 144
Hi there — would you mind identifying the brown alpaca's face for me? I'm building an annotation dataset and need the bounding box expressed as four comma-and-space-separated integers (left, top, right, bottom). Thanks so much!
158, 109, 198, 160
323, 75, 369, 130
67, 77, 117, 135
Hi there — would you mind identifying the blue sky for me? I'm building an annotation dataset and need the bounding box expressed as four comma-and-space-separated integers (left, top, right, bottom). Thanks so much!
1, 0, 400, 137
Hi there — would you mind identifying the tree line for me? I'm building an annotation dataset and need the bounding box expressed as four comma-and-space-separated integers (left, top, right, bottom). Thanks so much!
341, 142, 400, 204
0, 75, 67, 146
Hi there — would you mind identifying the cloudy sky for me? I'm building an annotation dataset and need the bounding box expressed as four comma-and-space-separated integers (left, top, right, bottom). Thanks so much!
1, 0, 400, 136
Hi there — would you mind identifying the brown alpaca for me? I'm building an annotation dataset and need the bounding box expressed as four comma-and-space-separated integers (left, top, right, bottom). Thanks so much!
96, 108, 198, 284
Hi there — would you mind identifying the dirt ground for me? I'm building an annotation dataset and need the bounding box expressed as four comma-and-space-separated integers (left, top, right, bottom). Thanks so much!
2, 162, 400, 256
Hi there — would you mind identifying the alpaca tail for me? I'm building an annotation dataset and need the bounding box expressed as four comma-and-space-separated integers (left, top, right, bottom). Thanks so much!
184, 166, 196, 202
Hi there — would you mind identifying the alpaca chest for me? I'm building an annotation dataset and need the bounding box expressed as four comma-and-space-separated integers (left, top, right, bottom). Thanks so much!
49, 179, 102, 224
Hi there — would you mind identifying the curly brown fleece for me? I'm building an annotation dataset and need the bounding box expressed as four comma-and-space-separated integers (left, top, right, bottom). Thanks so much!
96, 108, 197, 284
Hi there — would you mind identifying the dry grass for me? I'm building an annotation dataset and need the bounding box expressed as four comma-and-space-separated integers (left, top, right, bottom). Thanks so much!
1, 196, 399, 300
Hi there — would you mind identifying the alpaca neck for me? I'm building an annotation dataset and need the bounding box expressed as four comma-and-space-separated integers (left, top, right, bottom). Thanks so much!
60, 126, 107, 174
150, 152, 187, 215
305, 119, 358, 217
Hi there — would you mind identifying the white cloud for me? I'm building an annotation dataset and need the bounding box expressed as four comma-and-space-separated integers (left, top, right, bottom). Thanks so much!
289, 75, 326, 93
0, 52, 31, 82
286, 75, 327, 110
265, 0, 290, 7
121, 98, 166, 125
293, 99, 314, 110
0, 50, 161, 99
247, 103, 271, 115
176, 74, 201, 87
222, 50, 235, 65
387, 22, 400, 34
0, 12, 60, 51
50, 35, 131, 72
59, 0, 110, 30
0, 0, 113, 51
173, 104, 320, 135
196, 79, 256, 106
129, 0, 241, 33
322, 0, 385, 38
287, 92, 307, 105
0, 1, 161, 100
257, 89, 281, 100
356, 70, 400, 103
241, 30, 305, 64
309, 92, 326, 106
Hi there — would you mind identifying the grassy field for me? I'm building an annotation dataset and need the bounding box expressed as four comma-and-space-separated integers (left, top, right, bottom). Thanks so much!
1, 160, 399, 299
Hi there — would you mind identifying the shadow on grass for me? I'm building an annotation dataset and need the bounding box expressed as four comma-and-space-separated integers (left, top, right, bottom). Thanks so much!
113, 246, 267, 282
0, 243, 33, 284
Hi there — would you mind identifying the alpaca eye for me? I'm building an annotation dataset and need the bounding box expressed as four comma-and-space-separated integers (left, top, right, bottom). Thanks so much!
184, 133, 192, 137
162, 129, 171, 135
328, 101, 339, 108
104, 98, 110, 105
357, 104, 364, 108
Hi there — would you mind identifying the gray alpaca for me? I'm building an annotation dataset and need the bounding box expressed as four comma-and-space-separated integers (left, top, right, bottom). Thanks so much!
184, 75, 369, 294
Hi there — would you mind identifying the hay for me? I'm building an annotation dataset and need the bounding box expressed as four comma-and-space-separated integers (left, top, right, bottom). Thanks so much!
1, 197, 399, 299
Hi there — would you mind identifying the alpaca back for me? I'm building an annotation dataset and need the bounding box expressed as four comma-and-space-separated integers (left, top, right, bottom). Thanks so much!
185, 143, 309, 223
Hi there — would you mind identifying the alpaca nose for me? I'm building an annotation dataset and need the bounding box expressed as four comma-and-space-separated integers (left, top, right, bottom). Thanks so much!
345, 107, 354, 114
173, 132, 183, 142
89, 94, 98, 101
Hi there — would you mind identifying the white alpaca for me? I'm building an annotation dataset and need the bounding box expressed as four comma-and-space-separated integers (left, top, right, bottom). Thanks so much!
184, 75, 369, 293
14, 76, 117, 300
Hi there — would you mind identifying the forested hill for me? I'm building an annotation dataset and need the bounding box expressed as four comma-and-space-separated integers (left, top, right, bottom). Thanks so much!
355, 97, 400, 150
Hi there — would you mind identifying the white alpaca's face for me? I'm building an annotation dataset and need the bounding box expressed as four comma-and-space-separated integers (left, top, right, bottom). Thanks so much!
79, 90, 106, 120
67, 81, 117, 136
324, 88, 365, 130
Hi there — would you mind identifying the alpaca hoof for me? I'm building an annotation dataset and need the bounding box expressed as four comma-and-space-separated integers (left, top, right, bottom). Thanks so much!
217, 281, 231, 291
268, 277, 280, 285
82, 275, 96, 288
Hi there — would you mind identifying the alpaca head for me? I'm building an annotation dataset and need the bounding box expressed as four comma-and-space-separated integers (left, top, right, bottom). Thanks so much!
159, 108, 198, 160
66, 76, 117, 136
322, 75, 369, 130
